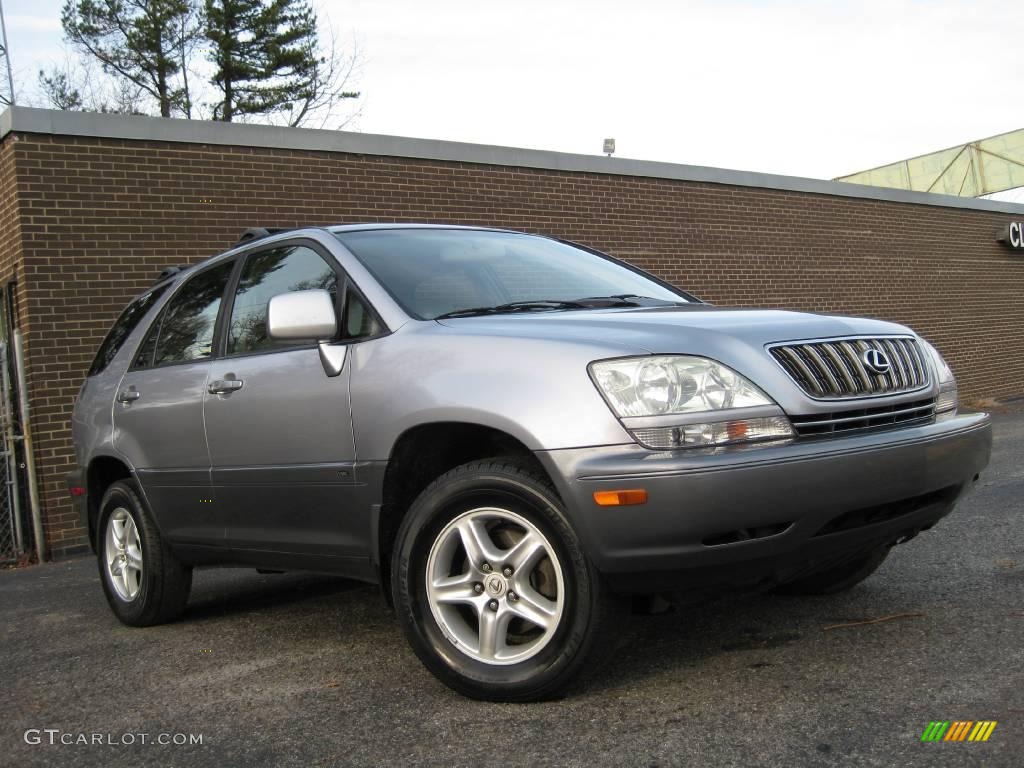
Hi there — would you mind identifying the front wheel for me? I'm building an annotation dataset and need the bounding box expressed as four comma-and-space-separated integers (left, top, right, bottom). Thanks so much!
392, 459, 623, 701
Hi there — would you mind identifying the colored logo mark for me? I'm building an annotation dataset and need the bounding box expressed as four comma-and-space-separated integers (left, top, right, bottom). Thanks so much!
920, 721, 997, 742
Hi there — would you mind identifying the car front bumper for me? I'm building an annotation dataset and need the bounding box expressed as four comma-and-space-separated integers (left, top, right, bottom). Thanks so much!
537, 412, 992, 594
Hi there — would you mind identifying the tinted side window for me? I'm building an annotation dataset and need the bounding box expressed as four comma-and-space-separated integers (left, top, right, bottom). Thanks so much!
134, 261, 234, 369
88, 284, 169, 376
227, 245, 337, 355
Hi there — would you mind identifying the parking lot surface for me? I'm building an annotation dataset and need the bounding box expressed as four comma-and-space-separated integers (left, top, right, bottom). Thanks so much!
2, 410, 1022, 767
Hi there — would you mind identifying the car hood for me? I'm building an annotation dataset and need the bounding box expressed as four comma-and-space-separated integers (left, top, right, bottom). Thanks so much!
434, 305, 913, 354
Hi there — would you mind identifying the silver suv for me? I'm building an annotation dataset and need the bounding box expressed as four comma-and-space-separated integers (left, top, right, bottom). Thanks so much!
70, 225, 992, 701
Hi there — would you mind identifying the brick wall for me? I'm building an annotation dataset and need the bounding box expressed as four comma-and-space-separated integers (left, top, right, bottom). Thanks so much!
0, 140, 29, 328
0, 141, 19, 283
1, 131, 1022, 557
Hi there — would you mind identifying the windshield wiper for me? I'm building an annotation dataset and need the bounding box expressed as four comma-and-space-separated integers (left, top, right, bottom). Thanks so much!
571, 294, 644, 305
574, 294, 688, 306
433, 294, 688, 320
434, 300, 587, 320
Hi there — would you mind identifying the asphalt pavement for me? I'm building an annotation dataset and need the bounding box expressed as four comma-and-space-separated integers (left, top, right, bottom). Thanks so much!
2, 409, 1022, 767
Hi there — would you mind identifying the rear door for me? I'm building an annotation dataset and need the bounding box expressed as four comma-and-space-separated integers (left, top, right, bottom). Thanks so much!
202, 241, 380, 559
113, 259, 236, 544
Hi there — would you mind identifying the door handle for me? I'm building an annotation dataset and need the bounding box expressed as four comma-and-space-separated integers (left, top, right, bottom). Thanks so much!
117, 388, 141, 403
208, 378, 244, 395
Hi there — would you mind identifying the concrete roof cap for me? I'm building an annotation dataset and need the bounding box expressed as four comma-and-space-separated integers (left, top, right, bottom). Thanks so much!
3, 106, 1024, 215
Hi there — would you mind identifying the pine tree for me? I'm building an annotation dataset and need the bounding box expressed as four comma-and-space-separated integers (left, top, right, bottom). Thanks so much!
61, 0, 197, 118
205, 0, 320, 122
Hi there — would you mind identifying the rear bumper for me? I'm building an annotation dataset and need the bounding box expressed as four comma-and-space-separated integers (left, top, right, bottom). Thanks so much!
537, 413, 992, 593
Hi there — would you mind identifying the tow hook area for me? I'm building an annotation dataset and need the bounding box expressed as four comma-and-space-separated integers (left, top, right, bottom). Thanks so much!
892, 530, 920, 547
631, 594, 674, 615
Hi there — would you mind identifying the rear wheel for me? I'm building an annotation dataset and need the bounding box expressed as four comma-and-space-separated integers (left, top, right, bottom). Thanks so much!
97, 480, 192, 626
392, 459, 623, 701
774, 546, 891, 596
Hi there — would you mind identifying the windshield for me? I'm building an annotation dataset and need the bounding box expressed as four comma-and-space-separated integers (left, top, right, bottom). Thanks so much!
335, 229, 693, 320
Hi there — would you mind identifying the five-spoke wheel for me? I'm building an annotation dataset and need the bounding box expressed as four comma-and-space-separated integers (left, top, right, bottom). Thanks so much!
97, 480, 192, 626
426, 507, 564, 664
393, 459, 624, 702
105, 507, 144, 601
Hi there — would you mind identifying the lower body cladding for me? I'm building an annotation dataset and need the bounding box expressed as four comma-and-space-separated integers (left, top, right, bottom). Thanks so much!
537, 413, 992, 595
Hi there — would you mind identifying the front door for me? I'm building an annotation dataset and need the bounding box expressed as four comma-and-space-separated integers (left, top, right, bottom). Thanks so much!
203, 243, 363, 557
113, 259, 236, 544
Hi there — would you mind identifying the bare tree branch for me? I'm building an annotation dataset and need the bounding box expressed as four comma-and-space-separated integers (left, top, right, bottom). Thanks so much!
38, 54, 148, 113
285, 25, 362, 129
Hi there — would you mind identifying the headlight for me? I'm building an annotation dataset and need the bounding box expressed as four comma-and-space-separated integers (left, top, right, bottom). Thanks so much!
920, 340, 957, 417
590, 355, 773, 416
589, 356, 794, 449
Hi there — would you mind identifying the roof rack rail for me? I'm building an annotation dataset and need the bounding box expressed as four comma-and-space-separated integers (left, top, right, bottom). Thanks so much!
237, 227, 289, 244
156, 265, 189, 282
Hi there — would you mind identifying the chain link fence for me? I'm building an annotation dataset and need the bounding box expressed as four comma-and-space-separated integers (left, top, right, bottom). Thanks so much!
0, 454, 18, 563
0, 341, 27, 564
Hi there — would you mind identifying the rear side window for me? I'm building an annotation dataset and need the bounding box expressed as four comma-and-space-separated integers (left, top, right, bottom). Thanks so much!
227, 245, 337, 356
133, 261, 235, 369
88, 285, 169, 376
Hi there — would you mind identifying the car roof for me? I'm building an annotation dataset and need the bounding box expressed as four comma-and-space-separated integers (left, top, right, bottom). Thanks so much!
150, 224, 540, 291
327, 223, 523, 234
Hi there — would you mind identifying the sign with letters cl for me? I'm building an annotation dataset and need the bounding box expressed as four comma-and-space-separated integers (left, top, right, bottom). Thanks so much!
998, 222, 1024, 250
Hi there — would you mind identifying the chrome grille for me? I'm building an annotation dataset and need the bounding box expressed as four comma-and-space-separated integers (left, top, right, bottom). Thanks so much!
789, 397, 936, 437
769, 337, 930, 399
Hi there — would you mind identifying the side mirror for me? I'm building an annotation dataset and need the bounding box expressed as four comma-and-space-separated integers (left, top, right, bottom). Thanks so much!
267, 290, 347, 377
267, 289, 338, 340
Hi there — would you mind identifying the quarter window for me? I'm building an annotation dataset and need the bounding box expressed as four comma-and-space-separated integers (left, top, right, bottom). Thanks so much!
341, 287, 382, 340
227, 245, 337, 355
88, 284, 169, 376
133, 261, 234, 369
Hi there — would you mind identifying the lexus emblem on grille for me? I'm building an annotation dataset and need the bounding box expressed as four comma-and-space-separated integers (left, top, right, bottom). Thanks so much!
861, 348, 892, 375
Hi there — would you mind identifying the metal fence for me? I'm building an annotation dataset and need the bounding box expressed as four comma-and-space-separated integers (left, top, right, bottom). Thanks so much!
0, 341, 26, 564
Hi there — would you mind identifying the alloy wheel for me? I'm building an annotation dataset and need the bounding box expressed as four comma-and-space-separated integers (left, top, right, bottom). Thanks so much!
105, 507, 144, 601
425, 507, 565, 665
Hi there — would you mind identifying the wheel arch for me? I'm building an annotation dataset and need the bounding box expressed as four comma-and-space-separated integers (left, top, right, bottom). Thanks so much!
375, 421, 559, 604
85, 454, 135, 552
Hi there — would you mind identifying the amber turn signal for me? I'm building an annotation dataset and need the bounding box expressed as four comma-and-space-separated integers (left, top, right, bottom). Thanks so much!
592, 489, 648, 506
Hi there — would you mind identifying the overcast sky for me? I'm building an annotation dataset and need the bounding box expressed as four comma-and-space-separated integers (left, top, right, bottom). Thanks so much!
3, 0, 1023, 181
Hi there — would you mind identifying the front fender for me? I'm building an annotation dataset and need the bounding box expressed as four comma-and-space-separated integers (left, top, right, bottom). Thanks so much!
348, 324, 638, 459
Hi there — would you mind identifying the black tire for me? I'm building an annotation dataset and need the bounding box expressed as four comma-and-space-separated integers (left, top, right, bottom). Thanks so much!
96, 479, 192, 626
392, 459, 624, 702
774, 547, 891, 596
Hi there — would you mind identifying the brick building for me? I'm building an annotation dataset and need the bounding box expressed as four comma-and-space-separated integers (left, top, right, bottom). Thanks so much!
1, 106, 1022, 559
